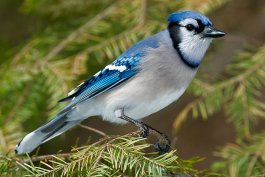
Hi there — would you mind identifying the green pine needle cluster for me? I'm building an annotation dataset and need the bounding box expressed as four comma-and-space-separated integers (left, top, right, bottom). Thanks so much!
16, 135, 198, 177
212, 131, 265, 176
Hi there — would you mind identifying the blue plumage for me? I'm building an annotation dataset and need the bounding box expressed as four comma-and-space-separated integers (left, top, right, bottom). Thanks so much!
59, 36, 160, 108
168, 10, 212, 26
63, 65, 136, 108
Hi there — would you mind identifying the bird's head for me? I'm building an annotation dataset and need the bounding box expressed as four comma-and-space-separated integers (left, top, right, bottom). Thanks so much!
167, 11, 225, 68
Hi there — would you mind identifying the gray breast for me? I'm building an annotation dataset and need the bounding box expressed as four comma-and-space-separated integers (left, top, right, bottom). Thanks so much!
97, 30, 197, 122
138, 30, 197, 92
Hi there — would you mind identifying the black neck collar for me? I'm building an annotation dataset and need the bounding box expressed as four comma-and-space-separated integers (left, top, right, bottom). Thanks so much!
167, 22, 199, 69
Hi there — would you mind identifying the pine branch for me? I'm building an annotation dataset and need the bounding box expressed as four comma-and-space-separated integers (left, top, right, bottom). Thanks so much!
39, 4, 117, 64
212, 131, 265, 176
15, 132, 198, 177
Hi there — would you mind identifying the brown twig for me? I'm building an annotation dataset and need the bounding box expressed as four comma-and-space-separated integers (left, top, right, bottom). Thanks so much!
18, 131, 136, 165
16, 130, 139, 166
79, 124, 107, 137
88, 130, 140, 171
18, 153, 71, 164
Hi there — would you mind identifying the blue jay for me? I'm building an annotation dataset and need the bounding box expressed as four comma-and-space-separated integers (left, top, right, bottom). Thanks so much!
15, 10, 225, 154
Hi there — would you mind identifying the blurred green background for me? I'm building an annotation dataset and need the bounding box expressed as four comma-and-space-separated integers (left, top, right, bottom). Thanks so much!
1, 0, 265, 176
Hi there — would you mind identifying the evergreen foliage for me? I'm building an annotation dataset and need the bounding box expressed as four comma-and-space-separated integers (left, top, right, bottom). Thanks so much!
1, 0, 265, 176
17, 134, 198, 177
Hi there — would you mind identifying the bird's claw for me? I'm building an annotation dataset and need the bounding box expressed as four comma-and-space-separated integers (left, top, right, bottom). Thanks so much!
154, 134, 170, 154
136, 122, 170, 154
138, 124, 150, 138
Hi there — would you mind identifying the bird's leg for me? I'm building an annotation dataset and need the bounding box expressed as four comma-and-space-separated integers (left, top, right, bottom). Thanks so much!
119, 114, 170, 154
119, 114, 150, 138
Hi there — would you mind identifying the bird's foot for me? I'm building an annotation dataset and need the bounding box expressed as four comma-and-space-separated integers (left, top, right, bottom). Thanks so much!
138, 124, 171, 154
154, 134, 170, 154
138, 123, 150, 138
119, 114, 170, 154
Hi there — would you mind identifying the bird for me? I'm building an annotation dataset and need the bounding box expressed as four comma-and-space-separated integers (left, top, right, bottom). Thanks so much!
15, 10, 225, 155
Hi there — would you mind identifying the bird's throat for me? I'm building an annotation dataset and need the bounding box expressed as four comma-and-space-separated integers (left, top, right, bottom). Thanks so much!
167, 23, 210, 69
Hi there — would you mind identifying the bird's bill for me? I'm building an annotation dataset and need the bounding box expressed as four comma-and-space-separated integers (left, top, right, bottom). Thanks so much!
203, 26, 226, 38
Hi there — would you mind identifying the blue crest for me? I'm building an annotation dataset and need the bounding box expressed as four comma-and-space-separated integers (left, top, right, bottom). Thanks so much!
168, 11, 212, 26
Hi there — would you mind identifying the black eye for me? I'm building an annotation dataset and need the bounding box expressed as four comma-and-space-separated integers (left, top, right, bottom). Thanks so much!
186, 24, 195, 31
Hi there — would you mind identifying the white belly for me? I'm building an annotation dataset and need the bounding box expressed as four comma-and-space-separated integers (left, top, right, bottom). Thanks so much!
69, 77, 188, 124
126, 87, 185, 119
98, 69, 190, 124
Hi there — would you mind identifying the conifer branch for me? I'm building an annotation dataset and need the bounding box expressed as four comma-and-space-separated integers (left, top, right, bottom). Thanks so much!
40, 4, 117, 64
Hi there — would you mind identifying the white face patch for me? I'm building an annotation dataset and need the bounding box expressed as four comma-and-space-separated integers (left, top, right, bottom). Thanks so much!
105, 64, 127, 72
178, 19, 213, 65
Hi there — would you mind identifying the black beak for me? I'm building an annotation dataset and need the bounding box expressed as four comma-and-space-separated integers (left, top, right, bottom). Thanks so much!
204, 26, 226, 38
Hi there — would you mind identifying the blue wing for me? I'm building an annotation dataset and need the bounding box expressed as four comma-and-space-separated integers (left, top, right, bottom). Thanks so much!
58, 35, 160, 107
